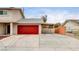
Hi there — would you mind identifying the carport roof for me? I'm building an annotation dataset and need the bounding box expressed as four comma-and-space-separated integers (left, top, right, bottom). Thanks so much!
17, 18, 44, 24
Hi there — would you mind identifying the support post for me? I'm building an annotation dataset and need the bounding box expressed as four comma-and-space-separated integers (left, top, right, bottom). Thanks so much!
10, 22, 13, 35
39, 25, 41, 34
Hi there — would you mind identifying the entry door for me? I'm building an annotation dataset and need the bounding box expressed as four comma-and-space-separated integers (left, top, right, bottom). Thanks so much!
7, 25, 10, 34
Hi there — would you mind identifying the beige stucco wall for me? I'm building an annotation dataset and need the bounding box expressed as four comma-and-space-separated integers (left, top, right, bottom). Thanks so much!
0, 24, 6, 35
0, 10, 23, 22
0, 23, 17, 35
13, 23, 18, 35
0, 23, 42, 35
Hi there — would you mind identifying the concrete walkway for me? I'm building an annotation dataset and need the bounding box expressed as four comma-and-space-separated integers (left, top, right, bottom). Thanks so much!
0, 34, 79, 51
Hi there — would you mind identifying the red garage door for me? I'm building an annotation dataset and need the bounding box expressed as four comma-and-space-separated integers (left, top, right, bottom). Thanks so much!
18, 25, 39, 34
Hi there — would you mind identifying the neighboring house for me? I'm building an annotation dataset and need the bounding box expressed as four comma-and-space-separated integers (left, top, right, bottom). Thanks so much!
0, 7, 44, 35
41, 23, 55, 34
63, 20, 79, 33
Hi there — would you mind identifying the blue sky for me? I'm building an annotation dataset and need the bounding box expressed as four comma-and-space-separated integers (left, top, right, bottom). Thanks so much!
24, 7, 79, 23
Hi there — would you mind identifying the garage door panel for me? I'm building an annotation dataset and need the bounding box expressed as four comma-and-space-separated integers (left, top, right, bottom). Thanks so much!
18, 25, 39, 34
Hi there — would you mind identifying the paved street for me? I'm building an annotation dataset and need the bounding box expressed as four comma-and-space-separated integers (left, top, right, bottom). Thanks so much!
0, 34, 79, 51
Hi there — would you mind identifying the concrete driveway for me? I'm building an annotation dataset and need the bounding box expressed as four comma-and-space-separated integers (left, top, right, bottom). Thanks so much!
0, 34, 79, 51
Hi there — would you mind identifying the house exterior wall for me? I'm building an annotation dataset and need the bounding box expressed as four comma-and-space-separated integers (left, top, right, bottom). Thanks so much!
64, 21, 79, 32
13, 23, 41, 34
0, 10, 23, 22
13, 23, 18, 35
0, 23, 42, 35
0, 24, 6, 35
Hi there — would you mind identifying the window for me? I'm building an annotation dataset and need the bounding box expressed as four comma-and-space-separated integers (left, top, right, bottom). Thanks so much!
0, 11, 3, 15
3, 11, 7, 15
0, 10, 7, 15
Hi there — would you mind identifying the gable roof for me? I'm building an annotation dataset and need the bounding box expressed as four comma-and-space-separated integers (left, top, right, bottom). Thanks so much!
62, 19, 79, 26
17, 18, 44, 24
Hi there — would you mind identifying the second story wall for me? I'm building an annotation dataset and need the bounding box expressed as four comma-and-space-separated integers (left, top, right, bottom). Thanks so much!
0, 8, 23, 22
